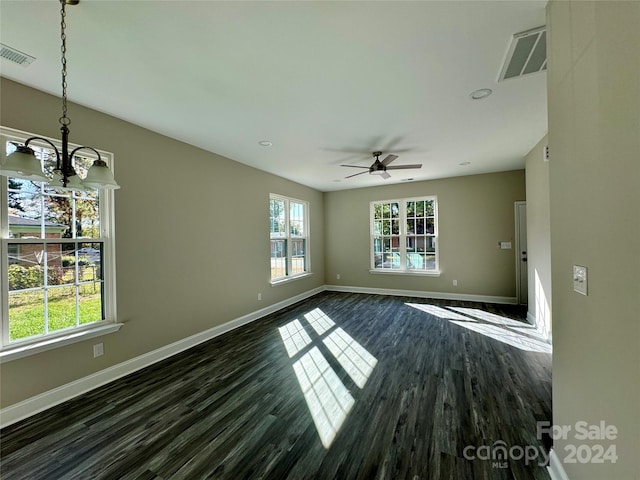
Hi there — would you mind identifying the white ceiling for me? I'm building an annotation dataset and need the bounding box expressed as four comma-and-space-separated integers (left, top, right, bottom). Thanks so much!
0, 0, 548, 192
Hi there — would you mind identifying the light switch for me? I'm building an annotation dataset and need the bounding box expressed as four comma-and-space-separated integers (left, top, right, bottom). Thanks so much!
573, 265, 588, 295
499, 241, 512, 249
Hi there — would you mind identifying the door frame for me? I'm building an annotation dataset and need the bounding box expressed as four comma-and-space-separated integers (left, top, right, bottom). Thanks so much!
514, 201, 527, 305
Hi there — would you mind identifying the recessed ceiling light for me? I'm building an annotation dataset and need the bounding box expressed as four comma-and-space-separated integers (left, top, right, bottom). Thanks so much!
258, 140, 273, 147
459, 161, 471, 166
469, 88, 492, 100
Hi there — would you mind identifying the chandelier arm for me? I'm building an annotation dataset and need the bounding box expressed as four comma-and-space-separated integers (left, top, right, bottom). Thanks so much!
68, 146, 103, 164
23, 137, 62, 171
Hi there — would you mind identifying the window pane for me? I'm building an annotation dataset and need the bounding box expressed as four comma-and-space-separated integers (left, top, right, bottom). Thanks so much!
75, 197, 100, 239
391, 202, 399, 218
48, 285, 77, 332
77, 242, 103, 272
425, 200, 435, 216
43, 194, 72, 238
71, 153, 95, 180
290, 202, 305, 237
80, 281, 104, 324
291, 239, 306, 275
271, 239, 287, 279
7, 244, 46, 287
426, 218, 435, 234
8, 290, 45, 341
7, 191, 42, 239
270, 199, 286, 237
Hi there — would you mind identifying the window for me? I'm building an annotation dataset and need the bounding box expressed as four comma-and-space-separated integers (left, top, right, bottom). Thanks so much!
1, 127, 117, 349
371, 196, 438, 274
270, 194, 309, 282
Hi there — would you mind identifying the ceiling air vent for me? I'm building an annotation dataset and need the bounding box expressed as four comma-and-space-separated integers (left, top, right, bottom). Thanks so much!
498, 26, 546, 82
0, 44, 36, 67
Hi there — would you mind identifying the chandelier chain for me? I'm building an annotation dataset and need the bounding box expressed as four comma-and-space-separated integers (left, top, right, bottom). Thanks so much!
60, 0, 71, 126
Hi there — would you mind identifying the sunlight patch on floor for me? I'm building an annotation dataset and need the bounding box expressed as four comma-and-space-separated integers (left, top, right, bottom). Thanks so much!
304, 307, 336, 335
293, 346, 355, 448
279, 308, 378, 448
405, 302, 552, 354
448, 307, 524, 328
405, 303, 473, 321
450, 321, 552, 353
278, 319, 312, 358
323, 328, 378, 388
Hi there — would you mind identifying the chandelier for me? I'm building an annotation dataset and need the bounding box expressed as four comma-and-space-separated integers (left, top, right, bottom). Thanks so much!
0, 0, 119, 190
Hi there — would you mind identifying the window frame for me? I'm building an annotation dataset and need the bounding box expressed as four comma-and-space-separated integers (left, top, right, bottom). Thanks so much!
0, 126, 118, 354
269, 193, 310, 284
369, 196, 440, 276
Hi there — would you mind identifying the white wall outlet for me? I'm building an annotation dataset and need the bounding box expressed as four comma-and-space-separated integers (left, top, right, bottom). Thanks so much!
453, 279, 458, 286
258, 293, 262, 301
93, 343, 104, 358
573, 265, 588, 296
499, 241, 512, 249
336, 273, 341, 280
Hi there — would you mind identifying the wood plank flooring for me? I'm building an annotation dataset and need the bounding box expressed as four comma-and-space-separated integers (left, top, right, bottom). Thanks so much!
0, 292, 552, 479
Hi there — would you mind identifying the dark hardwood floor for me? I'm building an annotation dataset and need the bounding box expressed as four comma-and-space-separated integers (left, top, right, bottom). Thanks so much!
0, 291, 552, 480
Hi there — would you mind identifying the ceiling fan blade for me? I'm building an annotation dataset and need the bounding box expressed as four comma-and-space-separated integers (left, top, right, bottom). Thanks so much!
386, 164, 422, 170
340, 164, 370, 169
381, 171, 391, 179
345, 171, 368, 179
381, 154, 398, 166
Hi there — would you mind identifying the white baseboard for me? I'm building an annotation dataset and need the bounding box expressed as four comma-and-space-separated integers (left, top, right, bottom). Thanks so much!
527, 311, 536, 325
547, 449, 570, 480
0, 284, 518, 428
325, 284, 518, 305
0, 286, 324, 429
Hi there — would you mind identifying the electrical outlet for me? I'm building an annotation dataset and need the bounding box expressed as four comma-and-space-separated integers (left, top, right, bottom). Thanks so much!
93, 343, 104, 358
453, 279, 458, 286
258, 293, 262, 301
336, 273, 341, 280
573, 265, 588, 295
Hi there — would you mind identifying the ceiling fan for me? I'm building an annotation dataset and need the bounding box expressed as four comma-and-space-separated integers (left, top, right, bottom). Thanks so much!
341, 151, 422, 179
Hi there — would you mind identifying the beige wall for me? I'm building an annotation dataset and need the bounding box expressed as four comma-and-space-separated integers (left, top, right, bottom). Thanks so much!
547, 1, 640, 478
324, 170, 525, 298
0, 78, 325, 407
524, 135, 552, 338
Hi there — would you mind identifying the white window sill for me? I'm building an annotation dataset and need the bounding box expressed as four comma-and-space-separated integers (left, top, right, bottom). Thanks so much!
369, 269, 441, 277
270, 272, 313, 286
0, 323, 123, 363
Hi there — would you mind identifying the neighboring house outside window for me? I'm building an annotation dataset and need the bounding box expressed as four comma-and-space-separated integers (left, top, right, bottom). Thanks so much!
270, 194, 309, 282
1, 127, 117, 349
370, 197, 439, 274
8, 215, 66, 266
